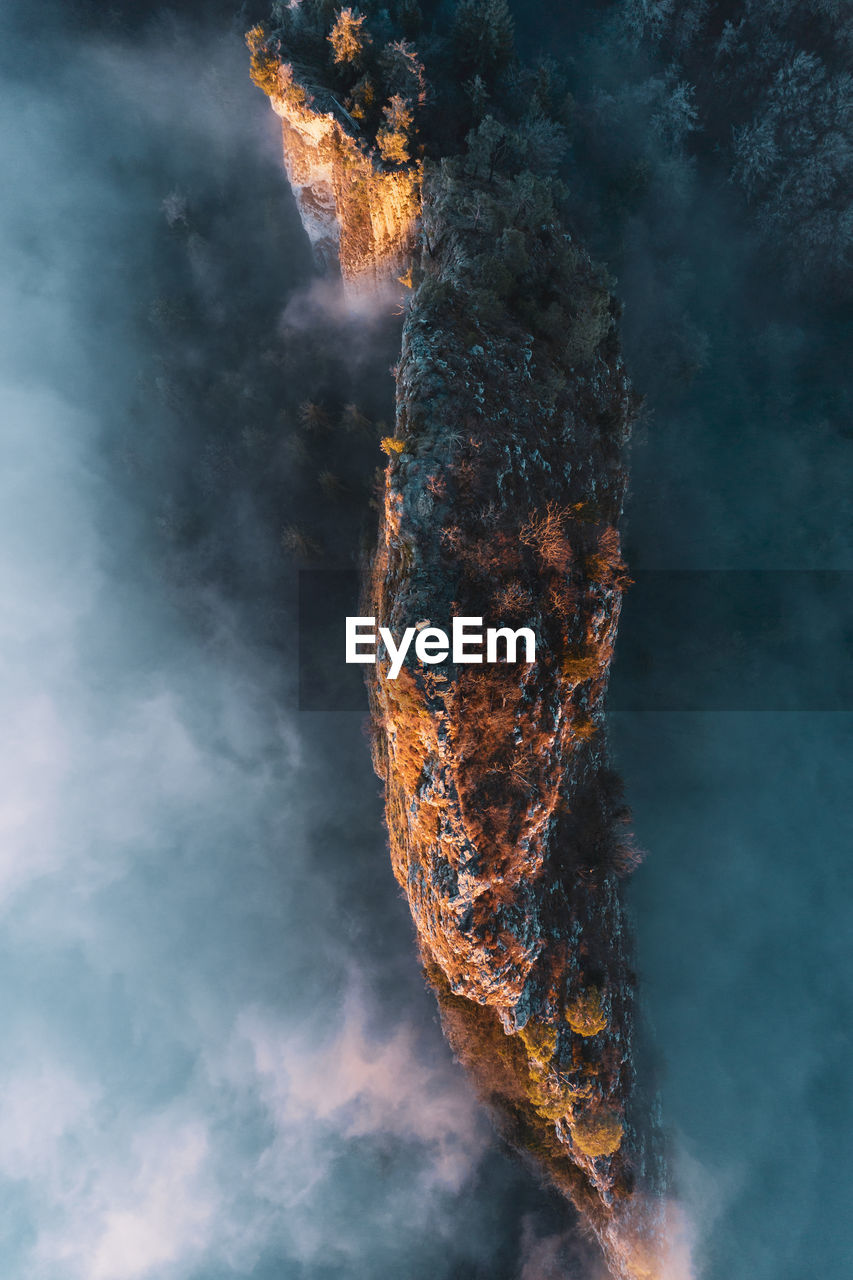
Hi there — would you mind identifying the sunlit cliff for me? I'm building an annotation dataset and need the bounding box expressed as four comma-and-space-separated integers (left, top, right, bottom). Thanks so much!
366, 161, 672, 1277
247, 21, 421, 292
248, 4, 680, 1275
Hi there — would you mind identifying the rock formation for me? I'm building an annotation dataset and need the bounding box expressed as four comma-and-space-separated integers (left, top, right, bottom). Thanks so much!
247, 23, 421, 293
248, 8, 674, 1275
366, 163, 670, 1277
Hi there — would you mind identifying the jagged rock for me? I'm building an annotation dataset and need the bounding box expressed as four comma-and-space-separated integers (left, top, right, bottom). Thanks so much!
248, 27, 420, 294
250, 15, 674, 1276
364, 165, 667, 1276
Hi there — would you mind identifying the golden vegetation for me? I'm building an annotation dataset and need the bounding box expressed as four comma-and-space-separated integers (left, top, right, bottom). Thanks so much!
528, 1072, 579, 1122
560, 647, 602, 683
565, 987, 608, 1037
570, 1108, 624, 1159
425, 961, 532, 1106
377, 94, 414, 165
571, 713, 600, 744
347, 72, 376, 121
246, 25, 282, 97
328, 8, 371, 65
276, 64, 309, 112
519, 1019, 558, 1067
585, 525, 631, 589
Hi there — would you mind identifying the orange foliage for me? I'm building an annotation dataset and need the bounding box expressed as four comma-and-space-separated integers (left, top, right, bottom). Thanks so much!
570, 1108, 624, 1158
519, 1019, 558, 1066
328, 8, 371, 64
585, 525, 631, 588
566, 988, 608, 1037
520, 502, 574, 571
561, 649, 602, 683
494, 578, 532, 615
246, 26, 282, 98
571, 713, 599, 744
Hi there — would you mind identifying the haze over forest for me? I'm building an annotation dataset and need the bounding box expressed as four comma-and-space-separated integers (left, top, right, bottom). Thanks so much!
0, 1, 849, 1278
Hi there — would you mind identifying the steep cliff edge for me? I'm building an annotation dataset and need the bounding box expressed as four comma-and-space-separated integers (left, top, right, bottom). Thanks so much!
367, 161, 668, 1278
247, 23, 420, 292
248, 7, 671, 1275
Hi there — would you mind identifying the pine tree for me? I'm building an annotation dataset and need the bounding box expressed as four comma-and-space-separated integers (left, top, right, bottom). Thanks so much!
452, 0, 515, 85
328, 8, 371, 66
377, 95, 414, 164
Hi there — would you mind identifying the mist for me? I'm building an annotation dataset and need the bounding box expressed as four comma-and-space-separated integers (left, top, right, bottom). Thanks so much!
3, 0, 850, 1277
0, 4, 607, 1277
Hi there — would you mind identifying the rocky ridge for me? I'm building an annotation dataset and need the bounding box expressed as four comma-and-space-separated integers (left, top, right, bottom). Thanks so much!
367, 162, 669, 1278
248, 12, 671, 1276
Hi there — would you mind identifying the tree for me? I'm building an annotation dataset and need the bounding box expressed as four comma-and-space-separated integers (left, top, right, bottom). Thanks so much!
452, 0, 515, 85
464, 74, 489, 123
650, 79, 698, 148
380, 39, 428, 106
347, 73, 377, 123
341, 402, 372, 434
394, 0, 423, 39
730, 49, 853, 284
465, 115, 512, 181
328, 8, 371, 66
569, 1108, 624, 1158
377, 95, 414, 164
281, 524, 321, 559
318, 469, 346, 498
517, 113, 569, 175
565, 988, 608, 1037
298, 400, 331, 432
246, 26, 282, 99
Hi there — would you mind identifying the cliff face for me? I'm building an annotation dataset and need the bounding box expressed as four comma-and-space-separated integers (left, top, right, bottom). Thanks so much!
370, 185, 633, 1029
249, 16, 670, 1277
366, 163, 668, 1278
248, 29, 420, 293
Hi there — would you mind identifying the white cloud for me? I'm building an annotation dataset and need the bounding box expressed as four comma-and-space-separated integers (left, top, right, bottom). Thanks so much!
0, 15, 497, 1280
0, 1064, 97, 1184
236, 988, 487, 1196
86, 1121, 216, 1280
30, 1109, 219, 1280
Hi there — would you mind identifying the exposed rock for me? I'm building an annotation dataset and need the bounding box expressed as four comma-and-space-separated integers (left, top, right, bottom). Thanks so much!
365, 162, 668, 1277
248, 26, 420, 294
249, 12, 673, 1276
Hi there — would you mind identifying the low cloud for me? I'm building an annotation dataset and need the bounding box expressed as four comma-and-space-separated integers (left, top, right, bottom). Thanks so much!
0, 10, 524, 1280
235, 988, 488, 1198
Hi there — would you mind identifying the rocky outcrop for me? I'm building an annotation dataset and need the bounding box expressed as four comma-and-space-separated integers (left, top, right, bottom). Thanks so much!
247, 27, 420, 293
249, 13, 672, 1276
365, 161, 669, 1277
